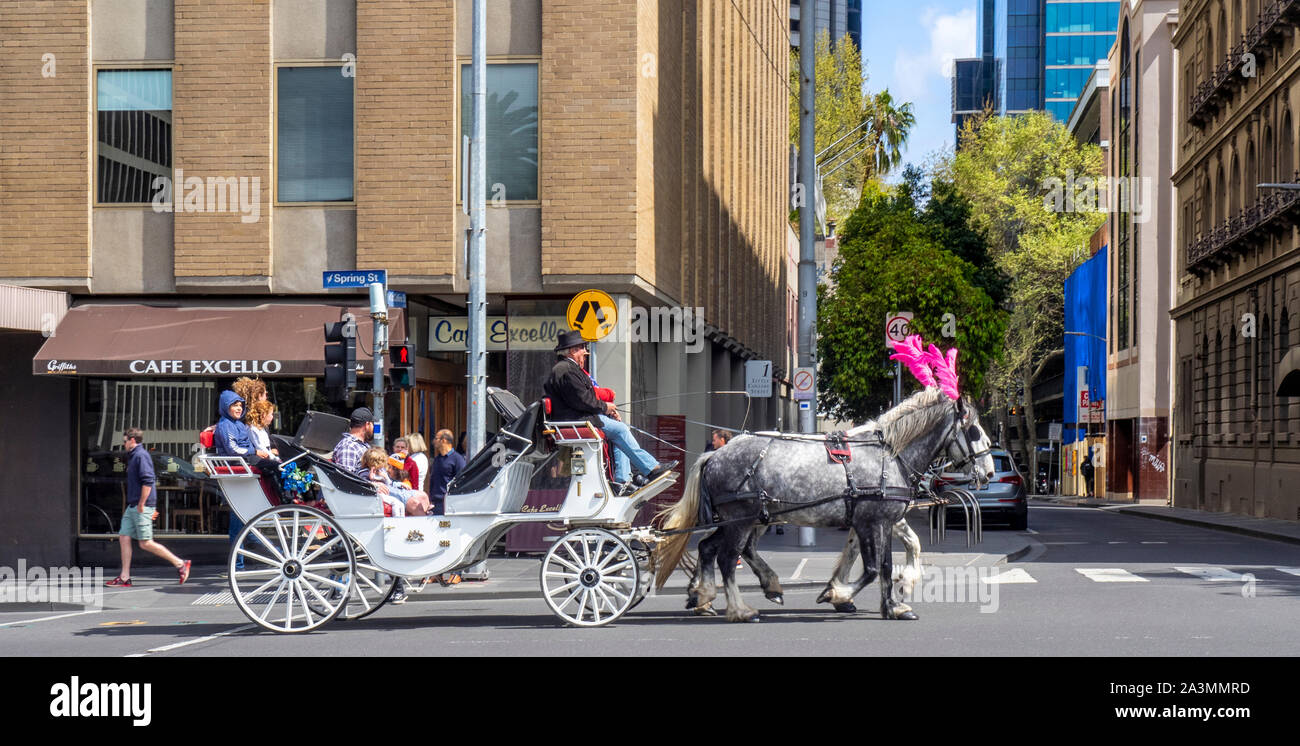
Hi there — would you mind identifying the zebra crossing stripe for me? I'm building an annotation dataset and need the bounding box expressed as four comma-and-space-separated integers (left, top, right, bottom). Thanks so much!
1278, 568, 1300, 577
981, 568, 1036, 584
1174, 566, 1243, 582
1075, 568, 1148, 582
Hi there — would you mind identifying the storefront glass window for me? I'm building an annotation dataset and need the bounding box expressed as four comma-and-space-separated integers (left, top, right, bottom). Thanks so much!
79, 378, 344, 537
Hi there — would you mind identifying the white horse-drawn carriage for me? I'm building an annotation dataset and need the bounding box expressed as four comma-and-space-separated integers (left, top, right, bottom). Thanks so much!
201, 387, 678, 633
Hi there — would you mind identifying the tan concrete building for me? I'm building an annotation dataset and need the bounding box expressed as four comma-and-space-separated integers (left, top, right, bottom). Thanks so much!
0, 0, 795, 562
1105, 0, 1179, 503
1171, 0, 1300, 521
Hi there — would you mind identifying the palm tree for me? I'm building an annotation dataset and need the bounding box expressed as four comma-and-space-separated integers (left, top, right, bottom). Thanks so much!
863, 89, 916, 180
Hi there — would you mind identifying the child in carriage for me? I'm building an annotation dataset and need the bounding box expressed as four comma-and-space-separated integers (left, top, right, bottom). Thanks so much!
362, 447, 431, 516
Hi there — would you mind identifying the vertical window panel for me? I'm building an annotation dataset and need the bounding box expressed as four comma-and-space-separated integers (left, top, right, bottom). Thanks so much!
96, 69, 172, 204
277, 66, 354, 202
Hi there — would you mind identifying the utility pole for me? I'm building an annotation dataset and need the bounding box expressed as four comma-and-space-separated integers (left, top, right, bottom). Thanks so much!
796, 15, 816, 548
369, 282, 388, 449
467, 0, 487, 457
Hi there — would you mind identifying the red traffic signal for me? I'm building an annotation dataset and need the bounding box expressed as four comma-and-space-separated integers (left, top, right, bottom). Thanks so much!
390, 344, 413, 367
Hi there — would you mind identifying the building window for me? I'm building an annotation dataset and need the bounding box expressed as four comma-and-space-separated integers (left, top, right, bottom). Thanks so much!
459, 62, 539, 202
277, 66, 354, 202
1229, 327, 1238, 433
1280, 308, 1292, 429
1214, 330, 1223, 433
1199, 334, 1210, 440
96, 69, 172, 204
1260, 314, 1271, 431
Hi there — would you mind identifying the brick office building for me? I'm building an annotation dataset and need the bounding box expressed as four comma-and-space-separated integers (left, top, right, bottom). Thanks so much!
0, 0, 795, 564
1171, 0, 1300, 521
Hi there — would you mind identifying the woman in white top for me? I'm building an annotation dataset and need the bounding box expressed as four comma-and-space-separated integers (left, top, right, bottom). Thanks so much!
247, 400, 280, 461
403, 432, 431, 493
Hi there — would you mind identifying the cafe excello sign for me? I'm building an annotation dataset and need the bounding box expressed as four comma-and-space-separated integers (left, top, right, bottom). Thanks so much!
430, 316, 563, 352
127, 359, 283, 375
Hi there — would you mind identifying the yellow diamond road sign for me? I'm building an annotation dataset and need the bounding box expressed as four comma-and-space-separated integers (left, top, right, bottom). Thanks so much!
567, 290, 617, 342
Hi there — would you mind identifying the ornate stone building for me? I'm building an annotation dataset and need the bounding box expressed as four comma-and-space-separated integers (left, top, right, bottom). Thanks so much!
1172, 0, 1300, 520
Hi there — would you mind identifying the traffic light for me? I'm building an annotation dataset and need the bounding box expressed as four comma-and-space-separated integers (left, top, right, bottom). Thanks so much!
388, 343, 414, 390
323, 318, 357, 400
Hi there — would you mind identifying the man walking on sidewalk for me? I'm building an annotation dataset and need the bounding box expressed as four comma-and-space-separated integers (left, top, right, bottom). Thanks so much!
106, 428, 191, 587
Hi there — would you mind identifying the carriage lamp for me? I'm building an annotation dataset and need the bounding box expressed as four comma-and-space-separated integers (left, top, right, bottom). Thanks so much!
571, 456, 586, 476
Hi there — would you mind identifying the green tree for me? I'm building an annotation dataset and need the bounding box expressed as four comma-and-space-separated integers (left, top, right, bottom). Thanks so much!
789, 33, 915, 226
817, 181, 1007, 421
949, 112, 1104, 474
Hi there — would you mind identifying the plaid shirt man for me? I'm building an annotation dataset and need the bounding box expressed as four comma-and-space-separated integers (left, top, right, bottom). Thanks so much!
332, 433, 370, 478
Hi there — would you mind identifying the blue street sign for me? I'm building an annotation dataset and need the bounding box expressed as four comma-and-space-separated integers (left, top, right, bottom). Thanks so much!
323, 270, 387, 289
386, 290, 407, 308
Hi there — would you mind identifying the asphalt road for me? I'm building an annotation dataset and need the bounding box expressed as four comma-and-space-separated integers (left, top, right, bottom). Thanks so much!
3, 502, 1298, 658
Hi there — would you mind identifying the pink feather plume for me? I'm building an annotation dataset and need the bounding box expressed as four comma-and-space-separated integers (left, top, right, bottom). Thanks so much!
889, 334, 937, 388
925, 343, 961, 401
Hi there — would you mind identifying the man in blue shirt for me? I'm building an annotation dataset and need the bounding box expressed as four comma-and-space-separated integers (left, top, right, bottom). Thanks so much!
429, 429, 466, 515
106, 428, 191, 587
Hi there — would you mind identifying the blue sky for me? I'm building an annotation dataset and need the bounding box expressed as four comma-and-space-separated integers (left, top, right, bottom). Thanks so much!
858, 0, 977, 180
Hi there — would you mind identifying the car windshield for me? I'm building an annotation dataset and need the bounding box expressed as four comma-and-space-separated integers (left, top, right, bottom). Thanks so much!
992, 454, 1013, 473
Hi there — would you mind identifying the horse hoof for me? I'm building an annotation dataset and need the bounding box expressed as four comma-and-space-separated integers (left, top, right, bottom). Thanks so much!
896, 611, 919, 620
833, 602, 857, 613
815, 588, 833, 604
685, 594, 698, 609
765, 592, 785, 605
728, 610, 760, 623
694, 605, 717, 617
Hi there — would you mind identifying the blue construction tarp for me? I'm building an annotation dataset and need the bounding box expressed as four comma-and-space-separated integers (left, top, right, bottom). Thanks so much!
1063, 246, 1107, 445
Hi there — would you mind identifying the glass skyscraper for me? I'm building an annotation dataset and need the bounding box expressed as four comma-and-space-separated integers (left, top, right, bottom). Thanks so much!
954, 0, 1121, 137
1044, 1, 1121, 121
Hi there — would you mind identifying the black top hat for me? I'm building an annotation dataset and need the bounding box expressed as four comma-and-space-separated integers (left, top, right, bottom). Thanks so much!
554, 330, 589, 352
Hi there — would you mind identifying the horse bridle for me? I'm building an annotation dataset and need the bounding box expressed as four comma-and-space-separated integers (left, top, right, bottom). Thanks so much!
942, 400, 991, 481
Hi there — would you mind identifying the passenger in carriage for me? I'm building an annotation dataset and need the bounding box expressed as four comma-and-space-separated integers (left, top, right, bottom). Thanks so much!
361, 447, 433, 516
215, 390, 288, 568
360, 448, 406, 517
543, 330, 677, 495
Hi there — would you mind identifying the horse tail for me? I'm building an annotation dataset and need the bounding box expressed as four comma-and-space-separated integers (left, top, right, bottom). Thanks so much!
652, 451, 714, 590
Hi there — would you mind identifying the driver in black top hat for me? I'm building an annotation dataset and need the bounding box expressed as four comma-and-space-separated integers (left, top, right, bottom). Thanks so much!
543, 330, 677, 494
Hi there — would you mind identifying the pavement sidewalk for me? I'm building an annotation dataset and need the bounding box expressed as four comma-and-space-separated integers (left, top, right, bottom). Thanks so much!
1037, 494, 1300, 546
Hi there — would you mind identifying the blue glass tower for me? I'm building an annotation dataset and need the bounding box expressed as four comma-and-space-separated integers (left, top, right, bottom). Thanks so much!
995, 0, 1045, 114
955, 0, 1121, 136
1044, 1, 1121, 121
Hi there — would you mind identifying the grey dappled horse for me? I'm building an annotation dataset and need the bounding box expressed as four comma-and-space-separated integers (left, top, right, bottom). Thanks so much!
654, 388, 994, 622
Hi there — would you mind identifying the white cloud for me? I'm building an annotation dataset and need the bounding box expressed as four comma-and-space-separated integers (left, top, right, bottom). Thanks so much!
890, 8, 976, 101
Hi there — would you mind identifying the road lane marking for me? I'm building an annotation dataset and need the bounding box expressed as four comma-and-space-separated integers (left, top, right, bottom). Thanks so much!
127, 624, 255, 657
1174, 566, 1244, 582
981, 568, 1036, 584
1140, 541, 1168, 544
1278, 568, 1300, 577
1076, 568, 1148, 583
1043, 541, 1088, 545
0, 610, 101, 628
790, 558, 809, 581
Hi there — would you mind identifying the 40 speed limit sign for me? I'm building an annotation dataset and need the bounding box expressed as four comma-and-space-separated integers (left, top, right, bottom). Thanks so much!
886, 312, 914, 348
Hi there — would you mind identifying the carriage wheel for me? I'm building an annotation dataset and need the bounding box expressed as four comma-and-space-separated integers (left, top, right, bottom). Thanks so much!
338, 535, 398, 621
541, 528, 639, 627
229, 505, 355, 633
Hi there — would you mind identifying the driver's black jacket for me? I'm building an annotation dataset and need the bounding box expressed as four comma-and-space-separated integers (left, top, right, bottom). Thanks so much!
543, 357, 604, 425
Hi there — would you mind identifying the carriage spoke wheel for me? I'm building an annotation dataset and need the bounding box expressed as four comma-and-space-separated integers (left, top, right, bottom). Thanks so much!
229, 505, 355, 633
338, 535, 398, 621
541, 529, 639, 627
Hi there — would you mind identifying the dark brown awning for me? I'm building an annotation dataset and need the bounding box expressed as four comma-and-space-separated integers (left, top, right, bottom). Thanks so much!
33, 303, 406, 378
